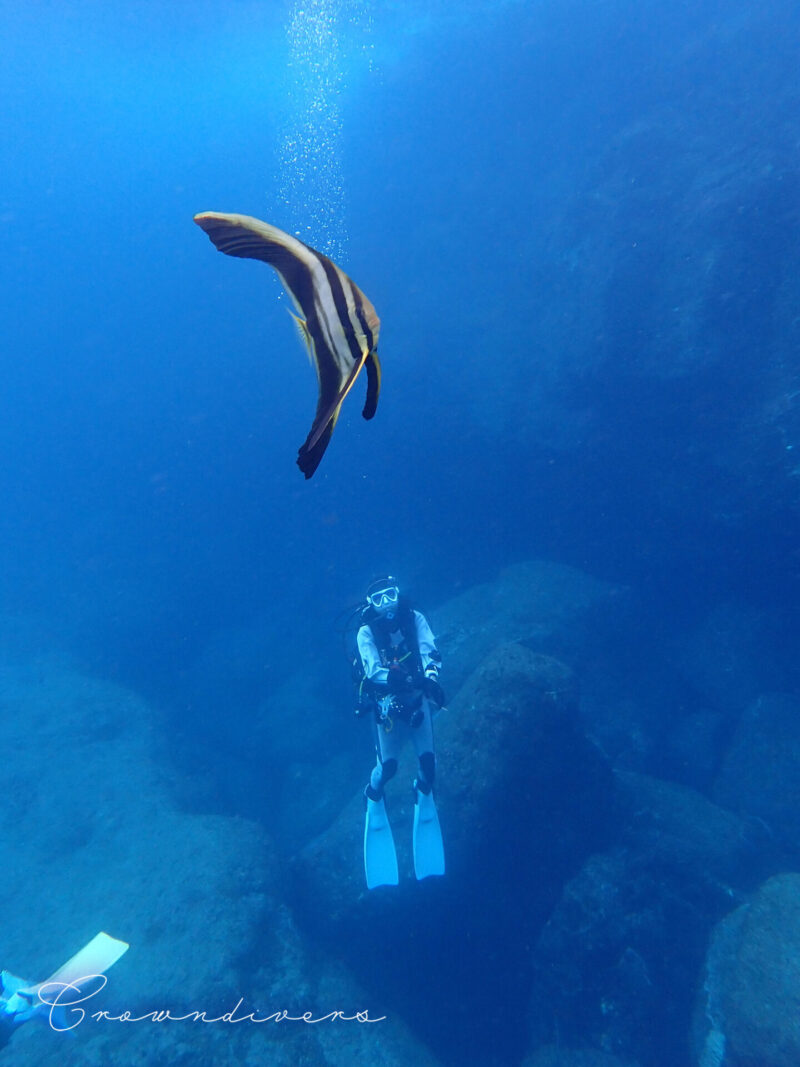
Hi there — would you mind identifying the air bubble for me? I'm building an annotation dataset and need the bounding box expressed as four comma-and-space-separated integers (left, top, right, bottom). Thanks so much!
278, 1, 373, 262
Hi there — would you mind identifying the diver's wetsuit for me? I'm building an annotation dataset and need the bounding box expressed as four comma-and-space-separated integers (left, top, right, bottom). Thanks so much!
357, 604, 441, 797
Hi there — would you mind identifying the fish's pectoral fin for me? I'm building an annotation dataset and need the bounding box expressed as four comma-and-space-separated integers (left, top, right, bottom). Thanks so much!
286, 309, 315, 365
362, 349, 381, 421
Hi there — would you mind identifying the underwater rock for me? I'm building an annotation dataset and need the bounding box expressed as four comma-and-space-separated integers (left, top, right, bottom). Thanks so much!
0, 654, 261, 1064
181, 620, 361, 850
436, 643, 613, 885
430, 559, 627, 695
712, 693, 800, 854
523, 1045, 639, 1067
671, 603, 787, 717
528, 772, 770, 1067
295, 642, 610, 920
651, 703, 730, 793
576, 599, 787, 789
614, 772, 775, 888
530, 851, 704, 1066
250, 668, 362, 848
535, 68, 800, 538
0, 653, 436, 1066
693, 873, 800, 1067
0, 656, 266, 1007
430, 558, 680, 786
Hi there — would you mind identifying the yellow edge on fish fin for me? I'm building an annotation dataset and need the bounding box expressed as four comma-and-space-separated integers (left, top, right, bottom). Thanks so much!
286, 309, 314, 364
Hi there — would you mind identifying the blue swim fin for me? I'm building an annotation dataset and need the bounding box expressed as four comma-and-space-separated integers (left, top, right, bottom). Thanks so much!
1, 932, 129, 1033
413, 788, 445, 880
364, 796, 399, 889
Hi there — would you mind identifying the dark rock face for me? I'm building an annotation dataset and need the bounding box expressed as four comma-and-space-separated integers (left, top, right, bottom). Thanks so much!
695, 874, 800, 1067
0, 656, 268, 1015
671, 605, 789, 719
294, 643, 615, 1065
523, 1046, 639, 1067
481, 4, 800, 615
176, 619, 362, 851
439, 645, 615, 914
528, 773, 772, 1067
613, 773, 776, 891
712, 693, 800, 855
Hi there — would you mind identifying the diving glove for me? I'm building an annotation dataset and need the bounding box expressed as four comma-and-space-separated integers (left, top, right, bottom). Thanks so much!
424, 676, 446, 707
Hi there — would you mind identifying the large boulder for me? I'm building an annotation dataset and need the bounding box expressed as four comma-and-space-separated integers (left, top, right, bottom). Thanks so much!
0, 655, 267, 1010
430, 560, 627, 694
694, 873, 800, 1067
295, 642, 611, 919
529, 772, 772, 1067
712, 693, 800, 855
178, 619, 360, 850
524, 1047, 639, 1067
671, 604, 788, 717
294, 643, 614, 1065
613, 772, 776, 889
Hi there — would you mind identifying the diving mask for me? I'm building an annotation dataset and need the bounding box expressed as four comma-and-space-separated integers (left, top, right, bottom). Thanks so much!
368, 585, 399, 610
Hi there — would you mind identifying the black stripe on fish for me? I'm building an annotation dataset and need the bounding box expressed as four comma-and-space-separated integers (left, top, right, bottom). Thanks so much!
320, 258, 365, 367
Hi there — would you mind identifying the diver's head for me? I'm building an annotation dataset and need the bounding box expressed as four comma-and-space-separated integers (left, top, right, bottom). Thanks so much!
366, 576, 400, 619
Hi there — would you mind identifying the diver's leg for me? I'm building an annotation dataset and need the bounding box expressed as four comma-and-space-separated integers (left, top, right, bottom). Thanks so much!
410, 699, 445, 878
411, 698, 435, 794
366, 719, 401, 800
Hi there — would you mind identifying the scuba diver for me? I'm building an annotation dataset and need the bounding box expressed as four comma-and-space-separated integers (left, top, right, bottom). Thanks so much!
355, 576, 446, 888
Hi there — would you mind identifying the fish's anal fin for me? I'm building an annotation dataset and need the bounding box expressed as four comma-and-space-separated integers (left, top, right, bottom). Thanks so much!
363, 349, 381, 421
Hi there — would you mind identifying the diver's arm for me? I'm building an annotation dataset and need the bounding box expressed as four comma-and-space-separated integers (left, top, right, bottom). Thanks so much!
357, 625, 389, 685
414, 611, 441, 674
415, 611, 445, 706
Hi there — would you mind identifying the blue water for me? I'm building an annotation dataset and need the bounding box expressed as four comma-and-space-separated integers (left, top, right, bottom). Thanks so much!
2, 1, 799, 1064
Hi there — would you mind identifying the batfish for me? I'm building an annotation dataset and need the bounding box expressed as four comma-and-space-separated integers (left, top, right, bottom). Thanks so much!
194, 212, 381, 479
